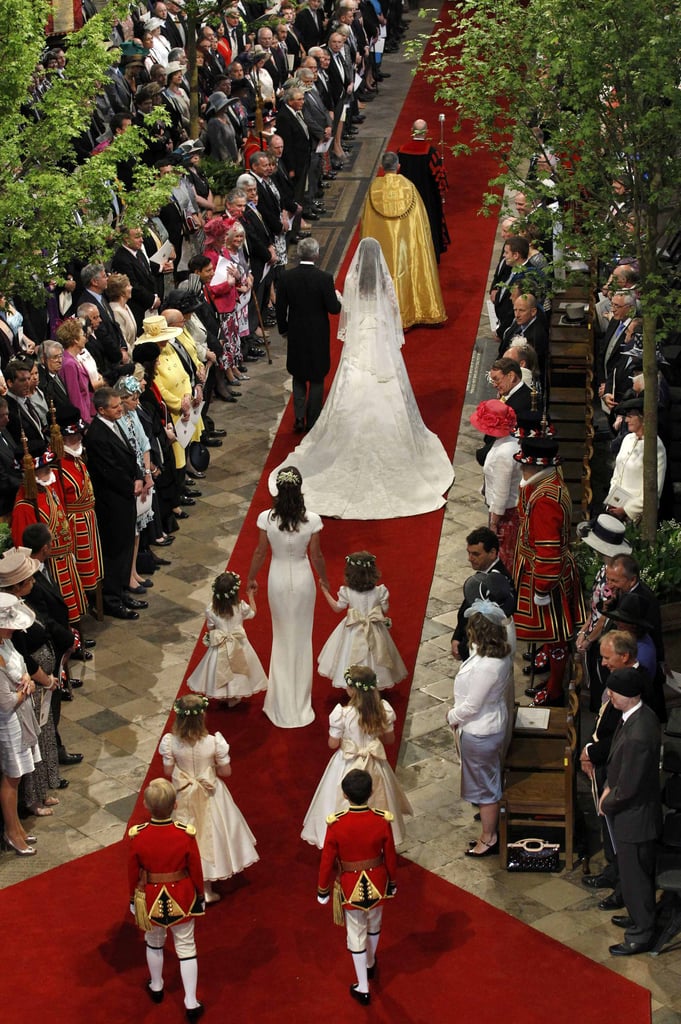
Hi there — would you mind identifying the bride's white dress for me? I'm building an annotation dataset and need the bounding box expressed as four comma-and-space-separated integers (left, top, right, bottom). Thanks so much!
268, 240, 454, 519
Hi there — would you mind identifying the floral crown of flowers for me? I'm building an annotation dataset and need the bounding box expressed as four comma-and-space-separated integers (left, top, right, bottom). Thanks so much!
213, 573, 240, 600
173, 695, 209, 716
276, 469, 300, 486
344, 668, 378, 691
345, 555, 375, 569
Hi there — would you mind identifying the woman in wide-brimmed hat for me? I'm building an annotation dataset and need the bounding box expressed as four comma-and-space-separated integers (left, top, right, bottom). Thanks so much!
470, 399, 520, 570
0, 548, 64, 820
0, 592, 45, 855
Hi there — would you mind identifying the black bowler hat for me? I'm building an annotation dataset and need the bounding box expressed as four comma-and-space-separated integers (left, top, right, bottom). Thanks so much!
607, 667, 643, 698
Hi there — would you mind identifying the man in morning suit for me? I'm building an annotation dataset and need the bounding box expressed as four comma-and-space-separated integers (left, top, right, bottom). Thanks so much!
274, 87, 313, 209
83, 388, 145, 620
110, 226, 161, 331
599, 667, 662, 956
0, 397, 22, 518
275, 237, 341, 432
317, 767, 397, 1008
451, 527, 516, 661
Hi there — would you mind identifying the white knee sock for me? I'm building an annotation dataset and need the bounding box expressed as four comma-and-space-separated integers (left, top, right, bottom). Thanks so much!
367, 930, 380, 967
180, 956, 199, 1009
146, 945, 164, 992
351, 951, 368, 993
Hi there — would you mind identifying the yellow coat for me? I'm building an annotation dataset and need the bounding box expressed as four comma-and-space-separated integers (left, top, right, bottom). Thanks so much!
154, 344, 203, 469
360, 174, 447, 329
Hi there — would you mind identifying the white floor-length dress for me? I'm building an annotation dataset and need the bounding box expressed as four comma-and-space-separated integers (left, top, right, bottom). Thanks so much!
258, 508, 323, 728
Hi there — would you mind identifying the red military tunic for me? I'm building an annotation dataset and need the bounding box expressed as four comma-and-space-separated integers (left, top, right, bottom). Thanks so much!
12, 480, 87, 624
59, 455, 103, 591
128, 817, 205, 928
513, 467, 586, 643
318, 805, 397, 910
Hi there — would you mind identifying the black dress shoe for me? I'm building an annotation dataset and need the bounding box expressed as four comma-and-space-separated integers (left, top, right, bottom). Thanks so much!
56, 778, 70, 789
106, 604, 139, 619
524, 685, 542, 698
58, 750, 83, 765
582, 874, 614, 890
612, 915, 634, 929
139, 579, 153, 588
209, 428, 227, 438
186, 470, 206, 480
60, 689, 73, 701
292, 231, 312, 242
377, 71, 391, 78
609, 940, 653, 956
352, 115, 366, 123
125, 585, 147, 596
202, 437, 222, 448
147, 982, 164, 1004
293, 418, 305, 433
228, 390, 242, 398
71, 648, 93, 661
153, 556, 172, 567
69, 677, 83, 688
323, 171, 337, 180
302, 209, 320, 220
174, 509, 190, 520
184, 488, 202, 498
82, 638, 96, 648
185, 1004, 204, 1022
180, 495, 196, 506
249, 346, 266, 356
151, 536, 173, 547
522, 664, 549, 676
599, 893, 625, 910
123, 597, 148, 610
349, 985, 370, 1007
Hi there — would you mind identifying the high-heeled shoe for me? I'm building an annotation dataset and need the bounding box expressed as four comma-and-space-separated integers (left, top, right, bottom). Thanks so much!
3, 834, 36, 856
464, 837, 499, 858
24, 835, 37, 844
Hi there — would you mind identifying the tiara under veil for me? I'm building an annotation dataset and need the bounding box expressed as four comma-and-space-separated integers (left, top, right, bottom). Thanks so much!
337, 238, 405, 380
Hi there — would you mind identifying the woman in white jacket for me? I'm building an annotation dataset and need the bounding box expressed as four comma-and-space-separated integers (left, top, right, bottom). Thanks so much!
447, 600, 514, 858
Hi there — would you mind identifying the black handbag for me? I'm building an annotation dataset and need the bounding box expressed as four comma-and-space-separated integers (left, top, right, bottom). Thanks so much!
506, 837, 560, 872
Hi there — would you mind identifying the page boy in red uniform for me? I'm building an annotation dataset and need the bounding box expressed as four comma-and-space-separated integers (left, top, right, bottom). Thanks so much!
128, 777, 205, 1021
317, 768, 397, 1007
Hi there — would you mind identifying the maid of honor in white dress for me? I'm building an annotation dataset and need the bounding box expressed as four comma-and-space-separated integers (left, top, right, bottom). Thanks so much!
301, 666, 413, 848
161, 694, 258, 903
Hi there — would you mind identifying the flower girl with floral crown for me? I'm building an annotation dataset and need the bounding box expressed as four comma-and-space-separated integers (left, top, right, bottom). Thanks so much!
318, 551, 407, 689
187, 571, 267, 707
301, 665, 412, 848
160, 694, 259, 904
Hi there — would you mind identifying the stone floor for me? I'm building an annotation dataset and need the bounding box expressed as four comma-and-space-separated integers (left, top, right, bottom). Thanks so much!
2, 20, 680, 1022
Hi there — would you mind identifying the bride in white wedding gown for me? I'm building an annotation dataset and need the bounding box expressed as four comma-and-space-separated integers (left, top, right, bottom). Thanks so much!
268, 238, 454, 519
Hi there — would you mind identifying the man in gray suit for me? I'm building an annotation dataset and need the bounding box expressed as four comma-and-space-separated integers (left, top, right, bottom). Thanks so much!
599, 667, 662, 955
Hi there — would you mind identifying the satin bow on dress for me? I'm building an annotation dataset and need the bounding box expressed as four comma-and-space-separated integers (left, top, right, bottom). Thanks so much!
203, 627, 249, 677
345, 607, 395, 669
174, 766, 217, 862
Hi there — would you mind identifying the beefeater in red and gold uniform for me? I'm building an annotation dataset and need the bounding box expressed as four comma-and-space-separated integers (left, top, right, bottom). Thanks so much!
128, 778, 205, 1018
11, 447, 87, 625
317, 769, 397, 1008
513, 436, 586, 706
58, 417, 103, 593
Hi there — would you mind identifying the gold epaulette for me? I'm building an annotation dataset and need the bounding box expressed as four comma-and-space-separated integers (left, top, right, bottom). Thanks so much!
174, 820, 197, 835
326, 809, 349, 825
371, 808, 394, 821
128, 822, 149, 837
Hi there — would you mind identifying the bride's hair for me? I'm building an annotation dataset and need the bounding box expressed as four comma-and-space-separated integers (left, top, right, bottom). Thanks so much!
272, 465, 308, 531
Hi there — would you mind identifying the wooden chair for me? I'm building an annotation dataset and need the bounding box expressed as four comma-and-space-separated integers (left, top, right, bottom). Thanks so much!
499, 727, 577, 870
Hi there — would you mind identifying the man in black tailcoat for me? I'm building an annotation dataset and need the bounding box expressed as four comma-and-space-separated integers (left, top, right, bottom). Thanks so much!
599, 667, 662, 957
275, 238, 341, 432
83, 388, 144, 620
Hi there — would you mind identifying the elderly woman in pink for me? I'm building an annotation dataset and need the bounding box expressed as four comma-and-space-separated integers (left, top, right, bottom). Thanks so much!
56, 318, 95, 423
470, 400, 520, 569
203, 216, 242, 381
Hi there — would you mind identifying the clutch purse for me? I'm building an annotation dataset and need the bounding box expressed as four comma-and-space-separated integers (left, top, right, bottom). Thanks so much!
506, 837, 560, 872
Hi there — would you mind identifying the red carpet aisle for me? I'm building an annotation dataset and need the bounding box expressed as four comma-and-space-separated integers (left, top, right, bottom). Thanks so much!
0, 26, 650, 1024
